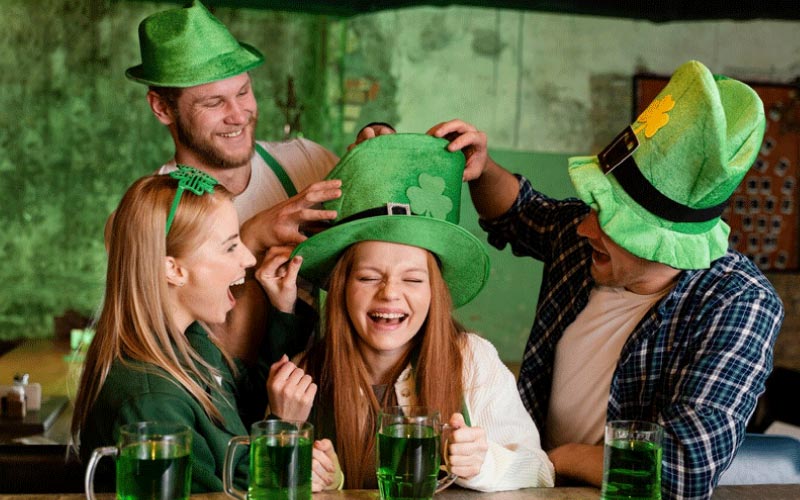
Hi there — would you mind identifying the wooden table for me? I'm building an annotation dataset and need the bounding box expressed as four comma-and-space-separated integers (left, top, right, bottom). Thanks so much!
0, 339, 83, 493
2, 485, 800, 500
0, 338, 76, 445
0, 338, 78, 396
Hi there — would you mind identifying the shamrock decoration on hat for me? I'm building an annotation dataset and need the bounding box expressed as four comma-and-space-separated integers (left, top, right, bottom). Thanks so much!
634, 94, 675, 138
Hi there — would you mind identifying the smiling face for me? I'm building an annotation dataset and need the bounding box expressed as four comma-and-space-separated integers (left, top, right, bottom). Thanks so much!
577, 210, 681, 294
345, 241, 432, 366
172, 199, 256, 328
171, 72, 258, 170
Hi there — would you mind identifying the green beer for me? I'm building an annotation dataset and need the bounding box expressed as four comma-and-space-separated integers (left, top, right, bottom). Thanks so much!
377, 423, 440, 500
116, 440, 191, 500
248, 434, 312, 500
602, 438, 662, 500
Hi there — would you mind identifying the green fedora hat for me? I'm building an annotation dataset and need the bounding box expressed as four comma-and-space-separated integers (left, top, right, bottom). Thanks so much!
568, 60, 765, 269
126, 0, 264, 87
292, 134, 490, 308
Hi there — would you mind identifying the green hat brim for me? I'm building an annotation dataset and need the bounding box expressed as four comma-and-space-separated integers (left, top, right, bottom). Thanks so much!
568, 155, 731, 269
292, 216, 490, 308
125, 42, 264, 88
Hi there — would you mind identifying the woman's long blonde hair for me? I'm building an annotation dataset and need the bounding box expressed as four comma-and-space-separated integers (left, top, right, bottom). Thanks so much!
71, 174, 232, 447
303, 243, 466, 488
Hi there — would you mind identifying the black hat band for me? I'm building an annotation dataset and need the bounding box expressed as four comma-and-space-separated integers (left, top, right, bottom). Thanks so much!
599, 127, 728, 223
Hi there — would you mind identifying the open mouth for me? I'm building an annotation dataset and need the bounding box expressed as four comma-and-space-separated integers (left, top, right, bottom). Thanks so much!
227, 277, 246, 306
368, 311, 408, 326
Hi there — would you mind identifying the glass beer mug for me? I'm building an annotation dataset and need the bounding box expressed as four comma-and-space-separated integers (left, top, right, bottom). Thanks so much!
376, 406, 458, 500
84, 421, 192, 500
224, 419, 314, 500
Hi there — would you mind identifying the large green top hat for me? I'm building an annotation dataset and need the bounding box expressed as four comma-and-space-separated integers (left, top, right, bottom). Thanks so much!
568, 60, 766, 269
126, 0, 264, 87
292, 134, 490, 308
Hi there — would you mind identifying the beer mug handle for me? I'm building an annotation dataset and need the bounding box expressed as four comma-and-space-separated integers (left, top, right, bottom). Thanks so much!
84, 446, 118, 500
437, 423, 458, 493
223, 435, 250, 500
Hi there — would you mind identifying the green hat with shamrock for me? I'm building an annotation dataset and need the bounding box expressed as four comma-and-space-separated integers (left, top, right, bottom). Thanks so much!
126, 0, 263, 87
568, 60, 766, 269
292, 133, 490, 308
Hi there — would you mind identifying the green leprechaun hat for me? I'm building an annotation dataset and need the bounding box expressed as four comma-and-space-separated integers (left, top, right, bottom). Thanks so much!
568, 60, 766, 269
126, 0, 264, 87
292, 133, 490, 308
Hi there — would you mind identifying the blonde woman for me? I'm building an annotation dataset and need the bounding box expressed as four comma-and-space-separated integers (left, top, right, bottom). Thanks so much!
71, 167, 284, 492
261, 134, 555, 492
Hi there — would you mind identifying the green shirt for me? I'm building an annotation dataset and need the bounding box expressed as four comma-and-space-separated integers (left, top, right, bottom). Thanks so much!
80, 323, 265, 492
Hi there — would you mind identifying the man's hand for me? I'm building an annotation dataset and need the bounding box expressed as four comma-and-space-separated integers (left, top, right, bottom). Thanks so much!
311, 439, 344, 491
255, 247, 301, 313
266, 355, 316, 422
427, 120, 489, 182
547, 443, 604, 487
347, 122, 397, 151
429, 119, 518, 220
240, 179, 341, 255
445, 412, 488, 480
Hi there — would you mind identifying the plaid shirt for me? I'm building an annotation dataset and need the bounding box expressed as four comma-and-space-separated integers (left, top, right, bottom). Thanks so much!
480, 176, 784, 500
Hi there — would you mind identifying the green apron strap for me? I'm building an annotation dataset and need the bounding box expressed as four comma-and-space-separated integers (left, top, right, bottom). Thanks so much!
255, 143, 298, 197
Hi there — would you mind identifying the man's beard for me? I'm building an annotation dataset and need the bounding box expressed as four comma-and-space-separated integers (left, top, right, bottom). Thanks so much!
175, 113, 257, 169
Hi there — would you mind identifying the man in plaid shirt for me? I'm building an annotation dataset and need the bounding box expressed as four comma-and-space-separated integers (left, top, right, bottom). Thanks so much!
429, 60, 784, 499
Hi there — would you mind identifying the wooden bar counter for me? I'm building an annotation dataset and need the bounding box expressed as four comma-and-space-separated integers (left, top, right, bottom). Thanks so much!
2, 341, 798, 499
2, 485, 800, 500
